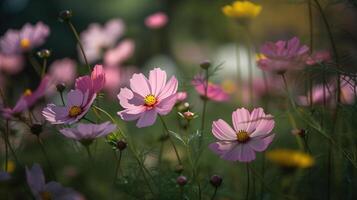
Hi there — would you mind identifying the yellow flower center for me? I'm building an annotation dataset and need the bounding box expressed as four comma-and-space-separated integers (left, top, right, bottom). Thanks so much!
144, 94, 157, 106
236, 130, 250, 143
20, 38, 31, 49
40, 191, 52, 200
23, 89, 32, 97
68, 106, 82, 117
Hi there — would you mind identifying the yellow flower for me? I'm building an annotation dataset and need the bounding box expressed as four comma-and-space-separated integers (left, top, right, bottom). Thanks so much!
222, 1, 262, 19
267, 149, 315, 169
4, 160, 16, 173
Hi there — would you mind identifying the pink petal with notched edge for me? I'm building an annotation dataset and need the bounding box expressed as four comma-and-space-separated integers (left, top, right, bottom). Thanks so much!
248, 134, 275, 152
149, 68, 167, 97
232, 108, 250, 132
136, 109, 157, 128
91, 64, 105, 93
250, 115, 275, 138
246, 107, 265, 133
157, 76, 178, 100
212, 119, 237, 141
155, 94, 177, 115
130, 73, 151, 97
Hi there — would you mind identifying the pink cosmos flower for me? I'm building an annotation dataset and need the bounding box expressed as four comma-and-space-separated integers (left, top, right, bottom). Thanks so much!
104, 39, 135, 67
176, 91, 188, 102
258, 37, 309, 74
75, 64, 105, 98
59, 121, 116, 141
0, 22, 50, 54
192, 74, 230, 102
26, 163, 82, 200
117, 68, 178, 128
42, 89, 96, 125
298, 84, 333, 106
306, 50, 331, 65
0, 53, 24, 74
80, 19, 125, 63
145, 12, 168, 29
2, 76, 50, 119
209, 107, 275, 162
48, 58, 77, 86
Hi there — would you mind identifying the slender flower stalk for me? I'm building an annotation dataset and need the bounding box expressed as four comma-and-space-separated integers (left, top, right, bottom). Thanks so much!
36, 136, 57, 180
159, 115, 182, 165
199, 67, 209, 146
245, 163, 250, 200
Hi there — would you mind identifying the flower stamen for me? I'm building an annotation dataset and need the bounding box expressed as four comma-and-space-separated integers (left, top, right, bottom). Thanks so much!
236, 130, 250, 143
20, 38, 31, 49
23, 89, 32, 97
144, 94, 157, 107
69, 106, 82, 117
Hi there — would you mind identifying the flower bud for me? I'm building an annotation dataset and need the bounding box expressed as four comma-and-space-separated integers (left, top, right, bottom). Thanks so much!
200, 60, 211, 70
56, 83, 66, 93
116, 140, 127, 151
210, 175, 223, 187
176, 175, 188, 186
183, 111, 195, 121
174, 164, 184, 174
30, 124, 43, 136
37, 49, 51, 59
59, 10, 73, 22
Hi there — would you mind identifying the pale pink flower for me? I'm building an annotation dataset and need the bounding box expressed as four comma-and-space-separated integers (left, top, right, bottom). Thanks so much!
298, 84, 333, 106
0, 22, 50, 54
0, 53, 24, 74
59, 121, 116, 141
258, 37, 309, 74
2, 76, 50, 119
103, 66, 135, 98
306, 50, 331, 65
104, 39, 135, 67
209, 107, 275, 162
117, 68, 178, 128
176, 91, 188, 102
192, 74, 230, 102
80, 19, 125, 63
42, 89, 96, 125
145, 12, 168, 29
49, 58, 77, 86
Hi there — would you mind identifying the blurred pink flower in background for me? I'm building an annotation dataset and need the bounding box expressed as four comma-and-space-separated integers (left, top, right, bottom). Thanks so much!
306, 50, 331, 65
103, 66, 136, 98
258, 37, 309, 74
0, 22, 50, 54
176, 91, 188, 102
80, 19, 125, 63
340, 76, 357, 104
192, 74, 230, 102
59, 121, 116, 141
145, 12, 168, 29
0, 53, 24, 74
117, 68, 178, 128
298, 84, 332, 106
104, 39, 135, 67
209, 107, 275, 162
49, 58, 77, 86
1, 76, 50, 119
26, 163, 82, 200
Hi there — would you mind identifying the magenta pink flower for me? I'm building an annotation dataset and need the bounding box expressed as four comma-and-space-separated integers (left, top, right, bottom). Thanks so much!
176, 91, 188, 102
48, 58, 77, 86
26, 163, 82, 200
59, 121, 116, 141
306, 50, 331, 65
117, 68, 178, 128
0, 22, 50, 54
258, 37, 309, 74
192, 74, 229, 102
2, 76, 50, 119
75, 64, 105, 98
0, 53, 24, 74
80, 19, 125, 63
42, 89, 96, 125
145, 12, 168, 29
104, 39, 135, 67
209, 107, 275, 162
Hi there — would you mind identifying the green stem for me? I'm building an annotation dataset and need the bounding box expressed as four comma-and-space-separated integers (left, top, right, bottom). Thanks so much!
85, 145, 93, 160
199, 69, 209, 147
66, 21, 91, 72
281, 73, 296, 108
37, 136, 57, 180
27, 54, 42, 76
245, 163, 250, 200
41, 58, 47, 77
211, 187, 218, 200
4, 120, 20, 165
60, 92, 65, 106
159, 115, 182, 165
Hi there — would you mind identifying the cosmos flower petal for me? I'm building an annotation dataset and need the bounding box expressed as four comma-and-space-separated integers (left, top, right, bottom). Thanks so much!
149, 68, 167, 96
248, 134, 275, 152
26, 164, 45, 196
232, 108, 250, 132
136, 109, 157, 128
130, 73, 151, 97
67, 90, 84, 107
158, 76, 178, 100
212, 119, 237, 140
